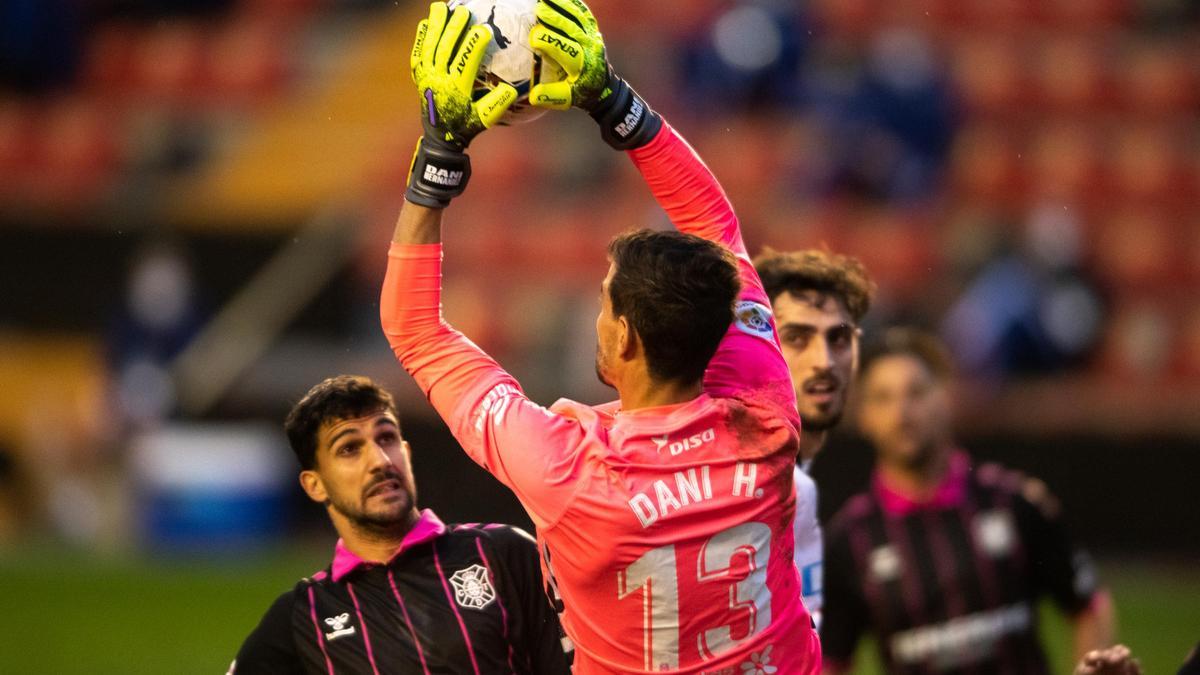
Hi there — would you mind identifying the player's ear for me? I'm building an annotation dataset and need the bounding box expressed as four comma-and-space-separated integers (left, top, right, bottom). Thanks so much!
299, 470, 328, 505
616, 315, 638, 360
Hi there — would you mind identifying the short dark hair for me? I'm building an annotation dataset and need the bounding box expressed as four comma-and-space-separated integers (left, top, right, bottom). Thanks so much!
284, 375, 400, 470
861, 327, 955, 382
752, 247, 875, 322
607, 229, 740, 385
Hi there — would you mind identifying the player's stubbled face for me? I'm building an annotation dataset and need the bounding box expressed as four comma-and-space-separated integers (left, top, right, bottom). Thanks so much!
594, 263, 618, 389
773, 290, 858, 433
316, 411, 417, 530
857, 354, 952, 470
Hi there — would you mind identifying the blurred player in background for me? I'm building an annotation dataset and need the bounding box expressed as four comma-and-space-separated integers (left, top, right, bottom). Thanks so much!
821, 327, 1115, 674
381, 1, 820, 672
753, 248, 875, 625
231, 375, 570, 674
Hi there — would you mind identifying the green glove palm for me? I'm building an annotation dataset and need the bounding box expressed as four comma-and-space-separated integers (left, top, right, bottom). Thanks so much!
527, 0, 662, 150
406, 2, 517, 207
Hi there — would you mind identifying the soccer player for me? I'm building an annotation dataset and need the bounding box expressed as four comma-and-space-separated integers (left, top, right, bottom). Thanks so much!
383, 1, 820, 673
754, 248, 875, 625
230, 375, 571, 674
821, 328, 1116, 674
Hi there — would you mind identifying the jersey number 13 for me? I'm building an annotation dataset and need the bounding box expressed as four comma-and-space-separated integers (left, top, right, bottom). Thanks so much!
617, 522, 772, 670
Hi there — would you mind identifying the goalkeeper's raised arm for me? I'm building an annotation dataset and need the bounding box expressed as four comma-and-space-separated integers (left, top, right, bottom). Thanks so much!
530, 0, 790, 403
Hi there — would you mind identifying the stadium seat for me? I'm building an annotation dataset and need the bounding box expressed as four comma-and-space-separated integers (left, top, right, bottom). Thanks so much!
949, 123, 1024, 203
1040, 0, 1131, 29
204, 14, 292, 105
1109, 124, 1188, 206
133, 22, 209, 105
1028, 121, 1102, 202
1034, 37, 1112, 112
1118, 41, 1198, 116
1093, 210, 1177, 289
950, 38, 1027, 114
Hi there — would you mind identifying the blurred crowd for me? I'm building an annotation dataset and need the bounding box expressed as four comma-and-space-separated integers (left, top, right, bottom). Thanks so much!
0, 0, 1198, 550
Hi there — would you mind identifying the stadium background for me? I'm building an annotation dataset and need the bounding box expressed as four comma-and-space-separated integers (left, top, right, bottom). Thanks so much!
0, 0, 1197, 671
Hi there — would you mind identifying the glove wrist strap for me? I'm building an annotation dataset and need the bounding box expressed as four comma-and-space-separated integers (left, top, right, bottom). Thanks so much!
406, 138, 471, 208
589, 77, 663, 151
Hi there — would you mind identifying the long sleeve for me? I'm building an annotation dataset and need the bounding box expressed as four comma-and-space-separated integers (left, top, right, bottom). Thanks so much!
628, 124, 798, 419
380, 242, 589, 529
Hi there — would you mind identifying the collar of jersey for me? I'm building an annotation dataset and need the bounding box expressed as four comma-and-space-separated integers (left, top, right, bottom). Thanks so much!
331, 508, 446, 582
610, 392, 711, 428
873, 450, 970, 517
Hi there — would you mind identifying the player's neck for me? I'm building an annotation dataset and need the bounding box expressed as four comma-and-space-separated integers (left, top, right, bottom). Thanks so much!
798, 430, 827, 462
880, 447, 952, 498
332, 510, 420, 564
617, 373, 703, 411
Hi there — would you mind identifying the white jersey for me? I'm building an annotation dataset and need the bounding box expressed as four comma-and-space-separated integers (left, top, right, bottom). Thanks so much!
793, 462, 823, 627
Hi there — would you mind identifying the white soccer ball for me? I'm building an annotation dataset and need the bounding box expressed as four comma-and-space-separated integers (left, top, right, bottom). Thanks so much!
448, 0, 566, 125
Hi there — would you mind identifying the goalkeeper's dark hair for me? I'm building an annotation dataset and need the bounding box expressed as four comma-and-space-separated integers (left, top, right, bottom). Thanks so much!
607, 230, 740, 385
284, 375, 401, 471
861, 327, 955, 383
753, 247, 875, 323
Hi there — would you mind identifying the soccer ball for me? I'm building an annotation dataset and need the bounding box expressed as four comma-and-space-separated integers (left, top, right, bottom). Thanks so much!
448, 0, 566, 125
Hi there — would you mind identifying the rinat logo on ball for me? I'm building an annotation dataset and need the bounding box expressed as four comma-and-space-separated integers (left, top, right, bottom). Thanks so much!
448, 0, 567, 125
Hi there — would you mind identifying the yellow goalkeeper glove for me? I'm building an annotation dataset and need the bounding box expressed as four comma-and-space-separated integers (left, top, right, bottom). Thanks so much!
528, 0, 662, 150
406, 2, 518, 208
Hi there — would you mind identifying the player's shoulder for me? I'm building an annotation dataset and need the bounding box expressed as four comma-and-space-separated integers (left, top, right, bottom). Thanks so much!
974, 461, 1062, 519
445, 522, 538, 552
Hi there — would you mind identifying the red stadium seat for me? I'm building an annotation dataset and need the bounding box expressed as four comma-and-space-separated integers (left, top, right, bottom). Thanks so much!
34, 97, 123, 209
950, 37, 1028, 114
132, 22, 209, 105
81, 24, 142, 97
1028, 121, 1102, 202
1108, 124, 1190, 207
959, 0, 1039, 30
949, 123, 1025, 204
204, 15, 291, 105
1039, 0, 1132, 29
1034, 37, 1113, 112
809, 0, 881, 40
1118, 42, 1199, 116
1093, 209, 1178, 289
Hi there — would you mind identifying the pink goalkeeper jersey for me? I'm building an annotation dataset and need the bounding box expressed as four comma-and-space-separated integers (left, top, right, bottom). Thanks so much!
381, 124, 820, 675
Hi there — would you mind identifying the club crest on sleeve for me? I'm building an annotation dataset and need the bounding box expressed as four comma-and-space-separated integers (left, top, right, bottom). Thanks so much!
450, 564, 496, 609
734, 300, 775, 341
323, 612, 356, 640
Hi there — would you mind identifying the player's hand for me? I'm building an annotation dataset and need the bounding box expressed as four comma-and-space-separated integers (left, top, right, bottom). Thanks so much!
406, 2, 517, 208
1074, 645, 1143, 675
528, 0, 661, 150
527, 0, 608, 112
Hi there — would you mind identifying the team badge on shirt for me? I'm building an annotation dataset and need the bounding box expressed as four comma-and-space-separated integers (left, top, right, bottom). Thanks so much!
450, 564, 496, 610
734, 300, 775, 341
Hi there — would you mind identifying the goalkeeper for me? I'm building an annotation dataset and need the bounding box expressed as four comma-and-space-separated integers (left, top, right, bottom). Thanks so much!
388, 2, 822, 673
